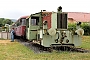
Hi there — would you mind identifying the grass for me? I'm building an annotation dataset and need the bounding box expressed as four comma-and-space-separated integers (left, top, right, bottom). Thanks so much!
81, 36, 90, 49
0, 36, 90, 60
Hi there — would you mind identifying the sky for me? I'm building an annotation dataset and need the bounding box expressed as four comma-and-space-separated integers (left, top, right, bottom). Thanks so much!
0, 0, 90, 19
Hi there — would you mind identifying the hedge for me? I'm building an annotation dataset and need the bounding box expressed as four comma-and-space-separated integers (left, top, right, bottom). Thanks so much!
68, 23, 90, 36
81, 23, 90, 35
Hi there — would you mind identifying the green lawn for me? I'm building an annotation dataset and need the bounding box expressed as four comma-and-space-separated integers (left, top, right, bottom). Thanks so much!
0, 36, 90, 60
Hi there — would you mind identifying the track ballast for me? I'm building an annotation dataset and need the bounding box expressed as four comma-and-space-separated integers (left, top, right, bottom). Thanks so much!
16, 39, 90, 53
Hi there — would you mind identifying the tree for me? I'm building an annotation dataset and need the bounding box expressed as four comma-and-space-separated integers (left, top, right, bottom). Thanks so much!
2, 19, 13, 25
0, 18, 5, 27
0, 18, 13, 27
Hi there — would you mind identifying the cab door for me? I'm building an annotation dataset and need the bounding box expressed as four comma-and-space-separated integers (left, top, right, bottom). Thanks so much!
29, 16, 40, 40
26, 17, 30, 40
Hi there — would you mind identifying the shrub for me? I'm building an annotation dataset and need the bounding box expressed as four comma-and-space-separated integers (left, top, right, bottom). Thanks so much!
68, 23, 90, 36
81, 23, 90, 35
68, 23, 76, 31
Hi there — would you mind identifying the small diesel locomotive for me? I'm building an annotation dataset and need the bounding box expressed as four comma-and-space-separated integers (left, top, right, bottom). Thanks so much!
26, 6, 84, 48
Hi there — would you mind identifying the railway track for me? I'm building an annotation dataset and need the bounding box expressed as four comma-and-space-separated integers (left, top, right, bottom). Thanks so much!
16, 39, 90, 53
51, 45, 89, 53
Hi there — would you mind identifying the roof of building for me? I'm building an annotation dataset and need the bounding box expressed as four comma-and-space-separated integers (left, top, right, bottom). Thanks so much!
68, 12, 90, 22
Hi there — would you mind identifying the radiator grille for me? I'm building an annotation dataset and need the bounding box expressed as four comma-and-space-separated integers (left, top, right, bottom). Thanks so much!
57, 13, 67, 29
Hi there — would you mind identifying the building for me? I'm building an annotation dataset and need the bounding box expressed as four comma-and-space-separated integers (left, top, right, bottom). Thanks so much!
68, 12, 90, 23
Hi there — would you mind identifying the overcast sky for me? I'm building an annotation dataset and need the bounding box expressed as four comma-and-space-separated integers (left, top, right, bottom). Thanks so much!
0, 0, 90, 19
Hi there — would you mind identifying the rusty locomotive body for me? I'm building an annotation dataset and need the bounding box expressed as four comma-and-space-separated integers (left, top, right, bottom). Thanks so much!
12, 16, 29, 39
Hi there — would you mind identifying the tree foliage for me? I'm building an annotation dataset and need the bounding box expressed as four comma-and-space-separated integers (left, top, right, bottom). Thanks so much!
0, 18, 5, 27
0, 18, 13, 27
